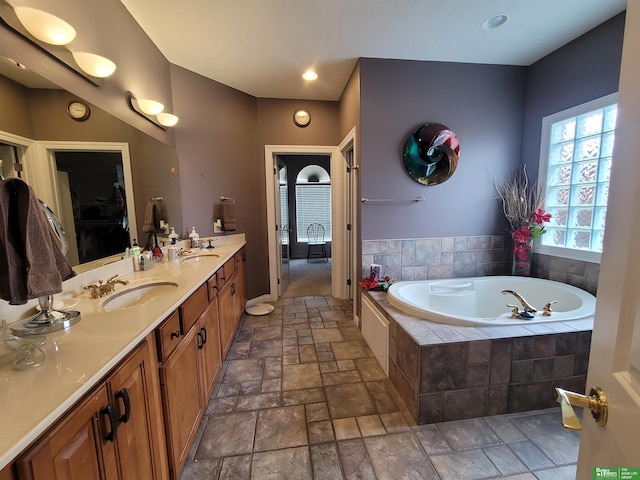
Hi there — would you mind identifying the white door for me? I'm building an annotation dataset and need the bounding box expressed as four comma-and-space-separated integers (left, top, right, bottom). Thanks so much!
576, 1, 640, 475
276, 157, 290, 295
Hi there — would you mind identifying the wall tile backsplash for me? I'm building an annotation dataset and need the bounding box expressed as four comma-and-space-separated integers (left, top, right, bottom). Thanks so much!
363, 235, 511, 282
363, 236, 599, 295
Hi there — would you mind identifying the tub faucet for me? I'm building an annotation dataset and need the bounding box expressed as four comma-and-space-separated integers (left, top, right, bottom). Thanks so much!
501, 290, 537, 315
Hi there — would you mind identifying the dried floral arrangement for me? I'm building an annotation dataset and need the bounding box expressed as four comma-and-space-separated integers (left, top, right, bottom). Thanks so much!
496, 166, 551, 275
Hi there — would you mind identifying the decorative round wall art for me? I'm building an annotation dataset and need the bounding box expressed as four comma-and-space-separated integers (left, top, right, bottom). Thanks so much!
402, 123, 460, 185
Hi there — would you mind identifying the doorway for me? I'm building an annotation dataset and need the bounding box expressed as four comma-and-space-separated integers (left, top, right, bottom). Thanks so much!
265, 140, 354, 302
277, 154, 332, 297
53, 151, 130, 265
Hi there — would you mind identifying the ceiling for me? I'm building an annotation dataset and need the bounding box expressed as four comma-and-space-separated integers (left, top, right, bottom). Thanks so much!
122, 1, 624, 101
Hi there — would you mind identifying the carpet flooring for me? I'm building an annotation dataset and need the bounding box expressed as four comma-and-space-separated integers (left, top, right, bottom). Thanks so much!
281, 258, 332, 297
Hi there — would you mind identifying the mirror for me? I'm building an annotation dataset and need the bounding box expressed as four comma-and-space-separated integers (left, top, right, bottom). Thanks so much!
0, 55, 182, 272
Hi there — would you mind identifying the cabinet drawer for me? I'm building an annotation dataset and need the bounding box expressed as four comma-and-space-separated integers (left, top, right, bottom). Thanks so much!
207, 272, 218, 302
180, 284, 208, 332
156, 310, 182, 362
217, 259, 236, 290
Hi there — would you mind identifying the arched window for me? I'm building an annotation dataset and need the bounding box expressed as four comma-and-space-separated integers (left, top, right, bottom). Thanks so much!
296, 165, 331, 242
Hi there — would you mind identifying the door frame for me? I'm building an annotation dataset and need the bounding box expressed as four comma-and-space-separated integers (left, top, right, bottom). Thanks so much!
265, 143, 348, 300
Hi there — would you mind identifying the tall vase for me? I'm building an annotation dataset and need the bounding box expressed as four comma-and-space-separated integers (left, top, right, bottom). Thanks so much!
512, 241, 532, 276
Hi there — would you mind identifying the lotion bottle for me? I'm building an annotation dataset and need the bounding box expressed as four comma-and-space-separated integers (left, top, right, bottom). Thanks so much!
168, 227, 179, 245
189, 227, 200, 249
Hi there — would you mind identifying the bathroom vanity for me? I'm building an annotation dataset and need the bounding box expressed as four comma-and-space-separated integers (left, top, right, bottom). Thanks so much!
0, 237, 247, 480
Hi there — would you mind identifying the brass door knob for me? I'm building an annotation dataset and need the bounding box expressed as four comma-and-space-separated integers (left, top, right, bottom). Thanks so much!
555, 386, 608, 430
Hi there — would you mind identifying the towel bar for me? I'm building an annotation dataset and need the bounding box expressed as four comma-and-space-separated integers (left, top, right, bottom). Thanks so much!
361, 197, 424, 203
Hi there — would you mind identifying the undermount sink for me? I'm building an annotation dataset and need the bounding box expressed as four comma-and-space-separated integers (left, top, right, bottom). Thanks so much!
101, 281, 179, 310
181, 252, 220, 262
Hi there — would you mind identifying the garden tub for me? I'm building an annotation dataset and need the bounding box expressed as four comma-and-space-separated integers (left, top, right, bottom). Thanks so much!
386, 276, 595, 327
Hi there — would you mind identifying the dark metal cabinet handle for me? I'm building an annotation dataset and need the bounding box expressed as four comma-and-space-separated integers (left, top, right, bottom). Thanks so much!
200, 327, 207, 344
100, 403, 117, 442
197, 332, 204, 350
115, 388, 131, 424
170, 330, 180, 339
231, 283, 236, 295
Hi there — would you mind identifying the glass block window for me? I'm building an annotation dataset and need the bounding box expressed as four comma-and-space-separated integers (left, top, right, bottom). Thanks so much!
538, 93, 617, 262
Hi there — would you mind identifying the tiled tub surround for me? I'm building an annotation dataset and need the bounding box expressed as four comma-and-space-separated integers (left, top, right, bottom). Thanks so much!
366, 290, 592, 424
363, 236, 600, 295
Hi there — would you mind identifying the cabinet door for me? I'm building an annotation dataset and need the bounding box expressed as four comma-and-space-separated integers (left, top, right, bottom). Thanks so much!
159, 325, 202, 477
16, 384, 118, 480
107, 340, 164, 480
199, 297, 222, 401
218, 278, 236, 359
233, 250, 247, 325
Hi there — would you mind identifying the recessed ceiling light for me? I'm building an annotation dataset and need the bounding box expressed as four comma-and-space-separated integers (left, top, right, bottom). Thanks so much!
302, 70, 318, 81
482, 14, 508, 29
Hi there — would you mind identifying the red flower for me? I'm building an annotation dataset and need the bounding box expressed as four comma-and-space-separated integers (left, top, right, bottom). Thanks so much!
514, 244, 531, 260
512, 227, 531, 244
532, 208, 552, 224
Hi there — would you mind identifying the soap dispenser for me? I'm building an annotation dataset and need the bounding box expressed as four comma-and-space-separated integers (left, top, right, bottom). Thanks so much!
189, 227, 201, 249
168, 227, 179, 245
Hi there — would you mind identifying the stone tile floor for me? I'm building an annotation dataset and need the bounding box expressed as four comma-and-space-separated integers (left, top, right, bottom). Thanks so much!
180, 295, 580, 480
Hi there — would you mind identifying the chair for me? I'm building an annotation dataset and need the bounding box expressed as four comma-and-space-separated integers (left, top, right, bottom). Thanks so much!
306, 223, 328, 262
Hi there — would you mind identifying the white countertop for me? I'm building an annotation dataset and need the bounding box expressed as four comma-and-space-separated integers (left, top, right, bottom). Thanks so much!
0, 237, 246, 470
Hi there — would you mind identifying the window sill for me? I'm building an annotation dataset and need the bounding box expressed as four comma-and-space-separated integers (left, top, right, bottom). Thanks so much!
535, 244, 601, 264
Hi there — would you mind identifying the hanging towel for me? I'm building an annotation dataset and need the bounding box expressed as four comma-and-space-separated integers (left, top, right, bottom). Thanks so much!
221, 200, 236, 231
142, 200, 160, 233
0, 178, 75, 305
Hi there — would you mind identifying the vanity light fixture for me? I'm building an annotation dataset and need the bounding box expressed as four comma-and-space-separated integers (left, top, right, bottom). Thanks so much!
71, 52, 116, 78
156, 112, 179, 127
482, 13, 508, 29
133, 97, 164, 115
302, 70, 318, 81
13, 6, 76, 45
128, 93, 178, 128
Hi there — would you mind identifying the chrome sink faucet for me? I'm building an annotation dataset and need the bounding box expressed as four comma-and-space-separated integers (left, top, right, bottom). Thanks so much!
501, 289, 538, 316
84, 274, 129, 299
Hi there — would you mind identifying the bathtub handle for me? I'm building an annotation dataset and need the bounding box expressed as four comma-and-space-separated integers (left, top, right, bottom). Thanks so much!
543, 301, 558, 316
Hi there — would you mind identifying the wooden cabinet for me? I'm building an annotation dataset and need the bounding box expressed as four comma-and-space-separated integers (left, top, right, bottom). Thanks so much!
0, 464, 17, 480
217, 270, 236, 359
159, 324, 202, 478
233, 248, 247, 324
158, 282, 223, 479
107, 340, 167, 480
16, 336, 166, 480
16, 383, 117, 480
199, 296, 222, 401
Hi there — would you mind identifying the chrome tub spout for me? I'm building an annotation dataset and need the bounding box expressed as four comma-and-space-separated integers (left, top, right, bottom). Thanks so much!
501, 289, 537, 315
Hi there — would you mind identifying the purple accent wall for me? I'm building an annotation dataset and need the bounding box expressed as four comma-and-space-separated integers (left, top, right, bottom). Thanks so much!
169, 65, 268, 298
359, 59, 527, 241
521, 13, 625, 178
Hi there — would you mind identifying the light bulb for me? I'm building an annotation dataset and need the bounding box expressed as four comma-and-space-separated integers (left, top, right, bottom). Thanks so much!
14, 7, 76, 45
72, 52, 116, 78
156, 112, 179, 127
302, 70, 318, 81
136, 98, 164, 115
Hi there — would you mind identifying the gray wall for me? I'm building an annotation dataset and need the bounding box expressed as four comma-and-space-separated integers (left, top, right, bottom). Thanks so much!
359, 59, 527, 241
521, 13, 625, 178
